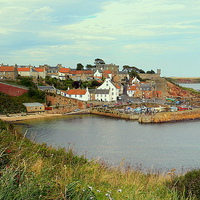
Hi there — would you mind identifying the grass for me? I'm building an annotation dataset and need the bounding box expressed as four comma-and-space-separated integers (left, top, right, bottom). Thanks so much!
0, 120, 197, 199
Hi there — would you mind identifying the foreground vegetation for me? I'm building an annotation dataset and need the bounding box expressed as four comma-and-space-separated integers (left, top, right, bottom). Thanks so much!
0, 120, 200, 199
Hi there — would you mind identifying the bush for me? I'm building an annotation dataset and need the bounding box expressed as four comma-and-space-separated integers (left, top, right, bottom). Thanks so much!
172, 169, 200, 199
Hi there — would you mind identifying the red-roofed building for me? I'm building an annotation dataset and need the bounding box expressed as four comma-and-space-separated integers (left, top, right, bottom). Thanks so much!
127, 85, 137, 97
58, 68, 70, 80
61, 88, 90, 101
0, 66, 18, 79
32, 67, 46, 78
18, 68, 31, 77
102, 70, 112, 79
68, 70, 93, 81
18, 67, 46, 78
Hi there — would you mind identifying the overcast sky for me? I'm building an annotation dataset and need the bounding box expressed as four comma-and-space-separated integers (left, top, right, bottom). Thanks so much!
1, 0, 200, 77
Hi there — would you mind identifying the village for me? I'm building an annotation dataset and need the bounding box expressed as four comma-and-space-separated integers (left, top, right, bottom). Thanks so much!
0, 60, 200, 123
0, 59, 166, 100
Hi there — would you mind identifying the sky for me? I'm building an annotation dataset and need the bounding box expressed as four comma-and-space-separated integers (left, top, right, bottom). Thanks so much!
0, 0, 200, 77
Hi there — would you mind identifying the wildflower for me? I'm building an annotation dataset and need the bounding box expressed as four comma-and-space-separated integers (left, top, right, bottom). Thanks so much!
6, 149, 11, 153
96, 190, 100, 192
88, 186, 93, 190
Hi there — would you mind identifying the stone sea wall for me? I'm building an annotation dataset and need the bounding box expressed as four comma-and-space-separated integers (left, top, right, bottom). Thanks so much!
90, 108, 200, 123
90, 108, 140, 120
138, 108, 200, 123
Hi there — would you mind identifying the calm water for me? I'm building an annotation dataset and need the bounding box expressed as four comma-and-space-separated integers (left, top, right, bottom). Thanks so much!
17, 114, 200, 173
179, 83, 200, 91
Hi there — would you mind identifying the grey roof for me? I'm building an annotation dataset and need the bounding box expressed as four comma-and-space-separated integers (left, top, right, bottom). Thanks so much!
95, 89, 109, 94
118, 71, 128, 74
88, 89, 96, 94
38, 86, 55, 91
23, 102, 44, 107
140, 83, 152, 90
88, 89, 109, 94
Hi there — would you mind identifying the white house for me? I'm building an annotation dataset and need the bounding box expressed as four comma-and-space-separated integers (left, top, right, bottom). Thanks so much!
95, 89, 110, 102
131, 77, 140, 85
96, 78, 119, 101
94, 68, 102, 80
127, 85, 137, 97
61, 88, 90, 101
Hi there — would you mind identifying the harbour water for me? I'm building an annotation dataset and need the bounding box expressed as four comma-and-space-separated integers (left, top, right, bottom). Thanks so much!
17, 114, 200, 173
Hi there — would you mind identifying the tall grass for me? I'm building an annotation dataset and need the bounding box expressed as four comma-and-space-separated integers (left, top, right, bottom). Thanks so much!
0, 120, 197, 199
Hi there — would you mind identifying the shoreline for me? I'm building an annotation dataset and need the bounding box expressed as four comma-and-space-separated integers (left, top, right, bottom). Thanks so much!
1, 108, 200, 123
0, 113, 63, 122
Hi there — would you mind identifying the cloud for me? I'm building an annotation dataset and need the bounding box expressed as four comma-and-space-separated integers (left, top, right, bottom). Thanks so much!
30, 6, 54, 22
0, 0, 200, 76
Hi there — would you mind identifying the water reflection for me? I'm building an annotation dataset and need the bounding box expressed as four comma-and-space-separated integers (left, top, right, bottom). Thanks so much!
17, 114, 200, 173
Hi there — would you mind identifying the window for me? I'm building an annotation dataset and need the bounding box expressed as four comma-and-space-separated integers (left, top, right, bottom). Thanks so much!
80, 95, 82, 98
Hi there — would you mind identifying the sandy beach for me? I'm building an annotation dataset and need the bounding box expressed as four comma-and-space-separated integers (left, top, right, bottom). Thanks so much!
0, 113, 63, 122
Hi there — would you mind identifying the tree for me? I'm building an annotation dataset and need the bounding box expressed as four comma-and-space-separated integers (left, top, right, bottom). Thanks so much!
19, 77, 36, 88
129, 70, 142, 80
76, 63, 84, 70
91, 80, 101, 87
138, 69, 145, 73
94, 58, 105, 65
146, 70, 155, 74
86, 64, 94, 69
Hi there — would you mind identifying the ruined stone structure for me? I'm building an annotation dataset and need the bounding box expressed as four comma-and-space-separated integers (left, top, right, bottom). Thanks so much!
138, 69, 161, 80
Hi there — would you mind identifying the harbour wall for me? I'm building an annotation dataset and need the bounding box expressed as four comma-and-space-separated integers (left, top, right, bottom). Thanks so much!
90, 108, 200, 123
138, 108, 200, 123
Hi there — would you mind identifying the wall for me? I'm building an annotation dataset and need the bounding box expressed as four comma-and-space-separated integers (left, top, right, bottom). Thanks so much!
138, 108, 200, 123
45, 94, 86, 114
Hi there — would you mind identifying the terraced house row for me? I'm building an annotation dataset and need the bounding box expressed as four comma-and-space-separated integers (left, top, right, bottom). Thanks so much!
0, 63, 128, 83
0, 63, 166, 101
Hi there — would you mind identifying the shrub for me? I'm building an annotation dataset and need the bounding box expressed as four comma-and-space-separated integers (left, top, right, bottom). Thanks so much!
172, 169, 200, 199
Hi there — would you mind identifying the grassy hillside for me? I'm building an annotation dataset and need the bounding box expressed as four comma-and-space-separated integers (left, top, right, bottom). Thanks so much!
0, 120, 199, 199
0, 92, 26, 115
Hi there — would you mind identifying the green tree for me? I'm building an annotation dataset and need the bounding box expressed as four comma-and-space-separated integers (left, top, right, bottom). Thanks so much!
129, 70, 142, 80
146, 70, 155, 74
76, 63, 84, 70
86, 64, 94, 69
94, 58, 105, 65
19, 77, 36, 88
91, 80, 101, 87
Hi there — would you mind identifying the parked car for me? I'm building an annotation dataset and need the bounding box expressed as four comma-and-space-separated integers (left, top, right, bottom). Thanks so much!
73, 109, 80, 112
